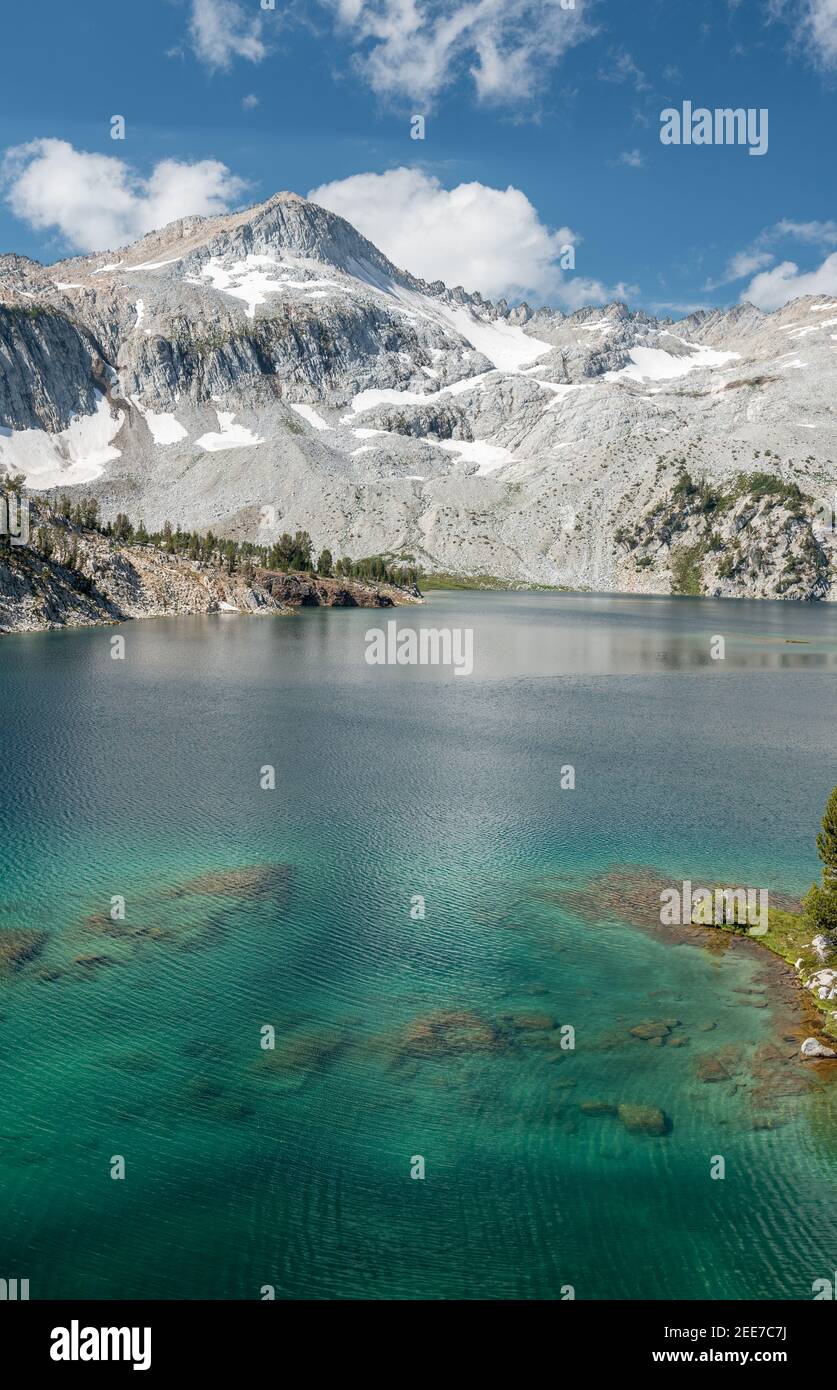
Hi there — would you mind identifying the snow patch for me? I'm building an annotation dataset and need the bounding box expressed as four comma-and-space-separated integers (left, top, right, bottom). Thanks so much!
348, 371, 492, 417
432, 302, 553, 373
129, 257, 183, 271
430, 438, 514, 476
0, 393, 121, 488
606, 343, 739, 383
190, 255, 347, 319
195, 410, 264, 452
289, 403, 330, 431
542, 385, 588, 411
130, 398, 188, 446
350, 387, 436, 413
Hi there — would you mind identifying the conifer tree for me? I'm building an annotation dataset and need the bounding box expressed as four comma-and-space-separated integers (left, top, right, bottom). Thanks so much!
803, 785, 837, 935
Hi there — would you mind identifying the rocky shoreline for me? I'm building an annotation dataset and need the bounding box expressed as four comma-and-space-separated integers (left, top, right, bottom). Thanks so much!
0, 500, 420, 636
253, 569, 421, 609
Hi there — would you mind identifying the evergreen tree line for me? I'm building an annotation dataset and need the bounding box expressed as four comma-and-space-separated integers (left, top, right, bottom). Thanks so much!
47, 495, 421, 589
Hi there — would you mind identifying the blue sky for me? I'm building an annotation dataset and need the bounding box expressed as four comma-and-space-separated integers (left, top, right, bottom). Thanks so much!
1, 0, 835, 316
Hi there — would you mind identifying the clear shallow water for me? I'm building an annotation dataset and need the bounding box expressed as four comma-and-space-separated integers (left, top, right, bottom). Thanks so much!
0, 591, 836, 1300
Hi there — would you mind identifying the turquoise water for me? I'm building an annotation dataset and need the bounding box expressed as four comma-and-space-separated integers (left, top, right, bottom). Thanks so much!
0, 591, 836, 1300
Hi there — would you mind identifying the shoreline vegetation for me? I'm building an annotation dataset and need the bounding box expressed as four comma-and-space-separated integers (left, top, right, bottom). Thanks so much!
33, 484, 422, 591
695, 902, 837, 1048
735, 784, 837, 1049
662, 785, 837, 1050
422, 572, 574, 592
536, 789, 837, 1059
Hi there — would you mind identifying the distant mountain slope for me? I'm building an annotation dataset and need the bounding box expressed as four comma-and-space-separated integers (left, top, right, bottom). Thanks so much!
1, 192, 835, 597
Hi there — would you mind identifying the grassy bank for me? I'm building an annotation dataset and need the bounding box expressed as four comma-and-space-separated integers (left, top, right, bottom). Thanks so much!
708, 905, 837, 1042
422, 571, 574, 592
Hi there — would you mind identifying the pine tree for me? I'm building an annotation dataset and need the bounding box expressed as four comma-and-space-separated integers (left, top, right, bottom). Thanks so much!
803, 785, 837, 935
317, 548, 333, 576
817, 786, 837, 890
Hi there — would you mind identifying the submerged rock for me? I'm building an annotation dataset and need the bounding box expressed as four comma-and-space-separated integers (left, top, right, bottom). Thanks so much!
696, 1055, 731, 1083
253, 1030, 350, 1076
503, 1012, 556, 1032
399, 1010, 501, 1057
164, 863, 292, 900
630, 1020, 672, 1040
617, 1103, 669, 1136
71, 953, 116, 970
0, 929, 47, 976
579, 1099, 616, 1116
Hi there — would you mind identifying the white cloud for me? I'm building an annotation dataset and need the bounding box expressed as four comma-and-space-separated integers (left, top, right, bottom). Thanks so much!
800, 0, 837, 68
618, 149, 644, 168
242, 93, 260, 109
308, 166, 626, 306
324, 0, 591, 105
185, 0, 590, 105
771, 218, 837, 245
770, 0, 837, 69
704, 249, 775, 291
189, 0, 267, 71
598, 50, 649, 91
705, 219, 837, 293
2, 139, 247, 253
742, 253, 837, 310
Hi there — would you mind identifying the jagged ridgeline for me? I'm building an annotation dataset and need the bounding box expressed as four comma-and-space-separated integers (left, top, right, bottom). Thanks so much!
1, 191, 835, 595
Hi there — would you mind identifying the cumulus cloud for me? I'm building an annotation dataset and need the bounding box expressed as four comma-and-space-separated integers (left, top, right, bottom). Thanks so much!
2, 139, 247, 252
322, 0, 591, 105
705, 219, 837, 304
189, 0, 267, 71
308, 166, 626, 306
742, 254, 837, 310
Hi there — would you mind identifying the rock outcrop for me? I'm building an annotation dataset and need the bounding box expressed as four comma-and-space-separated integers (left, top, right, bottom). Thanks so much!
800, 1037, 836, 1059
